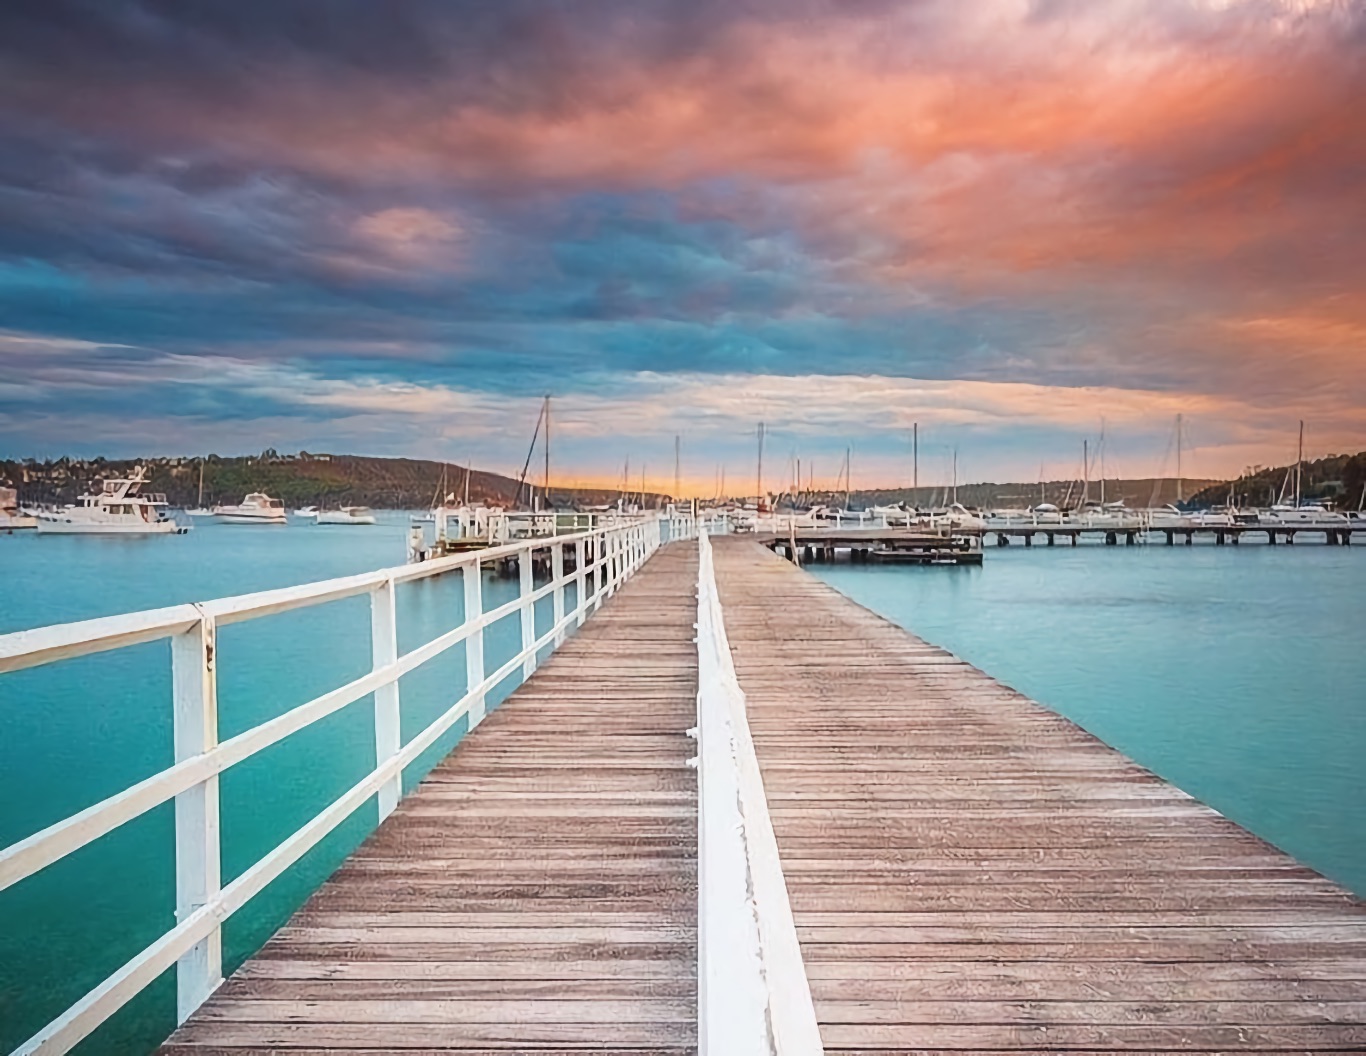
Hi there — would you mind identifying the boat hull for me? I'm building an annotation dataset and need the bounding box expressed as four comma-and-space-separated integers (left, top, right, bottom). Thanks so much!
214, 512, 287, 524
35, 516, 182, 535
315, 513, 376, 525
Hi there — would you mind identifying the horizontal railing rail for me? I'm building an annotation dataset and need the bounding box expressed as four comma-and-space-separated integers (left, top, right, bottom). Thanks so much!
694, 532, 823, 1056
0, 516, 686, 1056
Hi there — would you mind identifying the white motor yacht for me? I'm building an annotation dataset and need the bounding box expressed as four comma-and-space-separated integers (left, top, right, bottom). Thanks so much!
315, 506, 376, 525
213, 493, 287, 524
34, 467, 186, 535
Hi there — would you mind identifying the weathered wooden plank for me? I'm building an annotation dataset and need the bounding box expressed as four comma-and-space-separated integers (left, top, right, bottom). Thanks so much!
710, 539, 1366, 1055
160, 543, 699, 1053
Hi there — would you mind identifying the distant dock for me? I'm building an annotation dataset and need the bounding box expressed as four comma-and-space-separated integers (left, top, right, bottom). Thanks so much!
984, 522, 1364, 547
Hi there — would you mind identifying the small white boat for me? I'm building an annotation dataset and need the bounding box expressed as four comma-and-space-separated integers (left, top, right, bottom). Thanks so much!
295, 506, 318, 517
1259, 503, 1347, 526
34, 467, 186, 535
1147, 504, 1191, 529
869, 503, 912, 526
315, 505, 376, 525
213, 492, 287, 524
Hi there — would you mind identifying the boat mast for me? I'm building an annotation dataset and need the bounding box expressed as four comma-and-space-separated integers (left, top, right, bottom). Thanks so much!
756, 422, 765, 506
912, 422, 919, 504
543, 395, 551, 510
1099, 419, 1106, 506
844, 446, 852, 510
1296, 420, 1304, 508
952, 447, 958, 506
1175, 414, 1183, 503
1082, 438, 1089, 507
674, 435, 681, 502
197, 459, 204, 507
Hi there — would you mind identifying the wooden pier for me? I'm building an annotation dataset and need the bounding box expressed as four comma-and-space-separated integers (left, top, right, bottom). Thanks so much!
985, 523, 1364, 547
711, 539, 1366, 1052
9, 527, 1365, 1054
161, 544, 700, 1054
756, 528, 984, 565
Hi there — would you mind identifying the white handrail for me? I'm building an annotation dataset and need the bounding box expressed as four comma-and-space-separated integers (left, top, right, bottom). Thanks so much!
694, 533, 823, 1056
0, 516, 683, 1056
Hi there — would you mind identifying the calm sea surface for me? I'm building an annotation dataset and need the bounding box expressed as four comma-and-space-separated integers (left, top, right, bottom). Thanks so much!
3, 524, 1364, 1053
811, 542, 1366, 898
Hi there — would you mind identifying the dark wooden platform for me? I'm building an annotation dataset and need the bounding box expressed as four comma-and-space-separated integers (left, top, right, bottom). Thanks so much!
161, 543, 699, 1054
710, 538, 1366, 1053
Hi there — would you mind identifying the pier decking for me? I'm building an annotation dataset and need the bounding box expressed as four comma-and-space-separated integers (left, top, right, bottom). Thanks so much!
49, 533, 1366, 1054
161, 544, 699, 1054
711, 538, 1366, 1052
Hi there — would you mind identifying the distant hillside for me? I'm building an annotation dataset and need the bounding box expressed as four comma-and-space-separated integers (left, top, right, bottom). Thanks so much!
0, 451, 665, 510
815, 477, 1221, 511
1187, 452, 1366, 510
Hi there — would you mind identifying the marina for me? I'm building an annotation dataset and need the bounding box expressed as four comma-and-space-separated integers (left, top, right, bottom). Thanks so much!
5, 4, 1365, 1052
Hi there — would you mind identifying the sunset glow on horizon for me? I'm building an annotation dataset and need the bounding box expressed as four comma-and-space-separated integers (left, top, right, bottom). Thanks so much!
2, 0, 1363, 487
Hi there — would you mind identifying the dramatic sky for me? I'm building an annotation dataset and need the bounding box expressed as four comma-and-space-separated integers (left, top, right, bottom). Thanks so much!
1, 0, 1363, 492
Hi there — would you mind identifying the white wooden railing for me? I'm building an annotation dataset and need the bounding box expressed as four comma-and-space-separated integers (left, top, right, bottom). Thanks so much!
0, 518, 665, 1056
693, 532, 823, 1056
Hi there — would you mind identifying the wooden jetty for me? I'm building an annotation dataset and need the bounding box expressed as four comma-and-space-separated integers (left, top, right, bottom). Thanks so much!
161, 544, 700, 1053
755, 527, 984, 565
985, 523, 1364, 547
6, 523, 1366, 1054
710, 538, 1366, 1052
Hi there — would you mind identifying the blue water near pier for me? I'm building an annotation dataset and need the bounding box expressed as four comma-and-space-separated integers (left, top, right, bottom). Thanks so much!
811, 542, 1366, 899
0, 513, 566, 1055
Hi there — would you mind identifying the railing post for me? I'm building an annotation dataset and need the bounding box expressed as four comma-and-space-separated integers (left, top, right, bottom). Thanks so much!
574, 538, 588, 627
464, 559, 486, 727
590, 536, 603, 611
552, 542, 566, 645
171, 608, 223, 1023
370, 576, 402, 820
518, 545, 535, 678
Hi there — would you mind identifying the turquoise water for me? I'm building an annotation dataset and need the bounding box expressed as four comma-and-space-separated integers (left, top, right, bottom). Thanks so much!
0, 514, 572, 1055
810, 542, 1366, 897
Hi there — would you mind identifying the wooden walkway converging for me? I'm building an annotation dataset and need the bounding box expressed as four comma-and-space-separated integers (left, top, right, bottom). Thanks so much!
711, 538, 1366, 1054
156, 536, 1366, 1055
162, 543, 699, 1054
